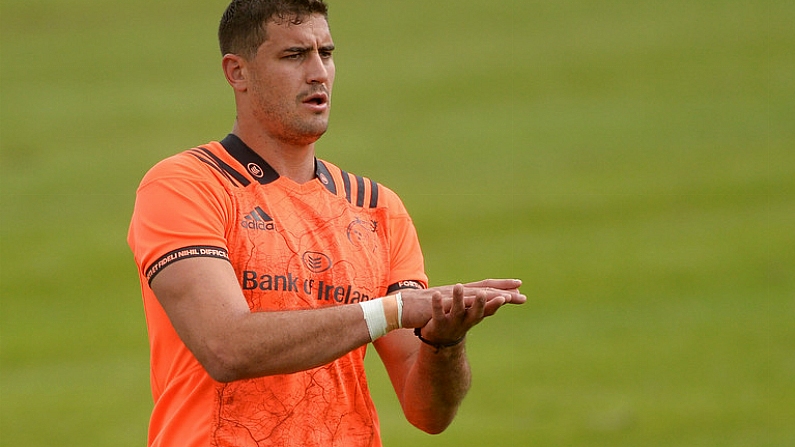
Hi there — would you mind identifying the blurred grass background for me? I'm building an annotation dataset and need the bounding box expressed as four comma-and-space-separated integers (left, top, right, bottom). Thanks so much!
1, 0, 793, 446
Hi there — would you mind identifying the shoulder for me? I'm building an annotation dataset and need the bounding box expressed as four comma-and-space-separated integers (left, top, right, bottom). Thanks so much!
138, 145, 212, 185
316, 159, 406, 212
137, 141, 248, 191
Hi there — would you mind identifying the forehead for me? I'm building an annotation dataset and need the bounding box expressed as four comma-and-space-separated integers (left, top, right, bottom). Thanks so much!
262, 14, 332, 47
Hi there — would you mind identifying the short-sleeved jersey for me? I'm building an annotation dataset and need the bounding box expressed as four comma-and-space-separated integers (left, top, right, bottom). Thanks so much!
128, 134, 428, 447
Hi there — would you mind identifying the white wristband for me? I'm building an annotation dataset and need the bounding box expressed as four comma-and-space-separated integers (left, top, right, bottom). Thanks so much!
360, 299, 388, 341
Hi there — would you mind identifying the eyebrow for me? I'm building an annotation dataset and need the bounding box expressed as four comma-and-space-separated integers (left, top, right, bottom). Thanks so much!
282, 44, 335, 54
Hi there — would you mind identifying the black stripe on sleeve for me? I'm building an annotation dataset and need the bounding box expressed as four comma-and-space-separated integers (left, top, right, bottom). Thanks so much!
387, 280, 426, 294
355, 175, 365, 207
368, 178, 379, 208
145, 246, 230, 285
188, 150, 240, 186
195, 147, 251, 187
341, 170, 352, 203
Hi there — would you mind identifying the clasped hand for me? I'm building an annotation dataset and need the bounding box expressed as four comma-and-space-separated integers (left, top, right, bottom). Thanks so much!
400, 279, 526, 345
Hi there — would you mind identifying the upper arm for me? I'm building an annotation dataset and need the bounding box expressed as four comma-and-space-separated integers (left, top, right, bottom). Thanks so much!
150, 256, 250, 380
128, 157, 242, 378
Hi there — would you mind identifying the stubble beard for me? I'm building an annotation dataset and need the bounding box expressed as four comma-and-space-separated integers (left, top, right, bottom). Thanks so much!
253, 93, 329, 147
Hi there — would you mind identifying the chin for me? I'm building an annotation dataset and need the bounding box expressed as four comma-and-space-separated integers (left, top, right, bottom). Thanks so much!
285, 128, 327, 146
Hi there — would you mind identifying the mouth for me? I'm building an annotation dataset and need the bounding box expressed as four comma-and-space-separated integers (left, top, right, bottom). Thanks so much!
301, 90, 330, 111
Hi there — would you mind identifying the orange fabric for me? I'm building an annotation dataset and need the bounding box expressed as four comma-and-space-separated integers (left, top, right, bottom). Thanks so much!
128, 135, 427, 447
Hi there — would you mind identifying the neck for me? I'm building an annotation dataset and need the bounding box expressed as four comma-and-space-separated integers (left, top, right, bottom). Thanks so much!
231, 121, 318, 184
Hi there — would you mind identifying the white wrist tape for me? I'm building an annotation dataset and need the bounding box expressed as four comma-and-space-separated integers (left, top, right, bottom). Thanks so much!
395, 292, 403, 329
360, 294, 403, 342
360, 298, 388, 341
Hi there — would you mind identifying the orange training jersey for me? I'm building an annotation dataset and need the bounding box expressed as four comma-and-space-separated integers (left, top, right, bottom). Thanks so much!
128, 134, 428, 447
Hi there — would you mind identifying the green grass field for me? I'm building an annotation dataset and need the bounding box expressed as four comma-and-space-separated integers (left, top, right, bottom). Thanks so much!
2, 0, 793, 446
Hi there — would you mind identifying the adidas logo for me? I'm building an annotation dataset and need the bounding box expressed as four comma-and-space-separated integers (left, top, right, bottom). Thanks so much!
241, 206, 275, 231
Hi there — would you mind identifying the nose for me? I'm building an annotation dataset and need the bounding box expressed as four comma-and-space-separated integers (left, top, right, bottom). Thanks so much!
306, 51, 331, 85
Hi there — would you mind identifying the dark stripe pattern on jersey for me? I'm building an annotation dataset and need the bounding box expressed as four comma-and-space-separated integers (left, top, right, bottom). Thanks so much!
341, 170, 353, 203
387, 280, 426, 294
189, 148, 251, 188
339, 170, 380, 209
210, 134, 381, 208
368, 178, 379, 208
355, 175, 365, 207
145, 245, 230, 285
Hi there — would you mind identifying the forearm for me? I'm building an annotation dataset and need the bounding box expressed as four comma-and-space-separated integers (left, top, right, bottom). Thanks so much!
376, 281, 527, 433
400, 341, 472, 434
200, 303, 372, 381
152, 258, 379, 382
226, 280, 523, 381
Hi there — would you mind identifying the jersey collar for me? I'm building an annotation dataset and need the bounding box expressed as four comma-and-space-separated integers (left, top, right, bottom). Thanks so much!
219, 134, 336, 195
220, 134, 280, 185
219, 134, 327, 186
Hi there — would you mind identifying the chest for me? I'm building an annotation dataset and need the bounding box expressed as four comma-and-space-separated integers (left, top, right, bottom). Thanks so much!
225, 185, 391, 311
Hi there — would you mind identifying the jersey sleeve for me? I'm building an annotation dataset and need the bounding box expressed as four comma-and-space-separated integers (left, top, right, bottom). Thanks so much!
381, 187, 429, 292
128, 154, 233, 286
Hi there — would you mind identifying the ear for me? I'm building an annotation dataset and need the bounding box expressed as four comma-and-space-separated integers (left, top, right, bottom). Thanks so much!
222, 54, 248, 92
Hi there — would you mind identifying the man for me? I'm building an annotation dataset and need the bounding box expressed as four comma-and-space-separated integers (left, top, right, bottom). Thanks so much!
127, 1, 526, 446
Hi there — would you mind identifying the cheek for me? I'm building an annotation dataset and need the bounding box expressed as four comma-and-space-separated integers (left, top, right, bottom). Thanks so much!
322, 61, 336, 88
252, 79, 288, 108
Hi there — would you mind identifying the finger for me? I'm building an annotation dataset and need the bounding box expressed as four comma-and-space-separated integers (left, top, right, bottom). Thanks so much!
464, 278, 523, 290
431, 291, 445, 321
461, 288, 521, 304
483, 295, 507, 317
451, 284, 466, 317
511, 293, 528, 304
477, 288, 526, 304
470, 290, 486, 321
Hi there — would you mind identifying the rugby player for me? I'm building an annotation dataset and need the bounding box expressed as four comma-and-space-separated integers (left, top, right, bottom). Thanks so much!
128, 1, 526, 446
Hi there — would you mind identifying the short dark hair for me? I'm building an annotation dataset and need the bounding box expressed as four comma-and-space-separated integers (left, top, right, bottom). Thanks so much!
219, 0, 329, 58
